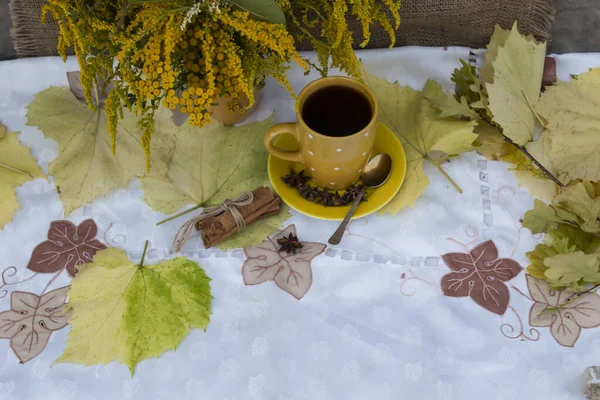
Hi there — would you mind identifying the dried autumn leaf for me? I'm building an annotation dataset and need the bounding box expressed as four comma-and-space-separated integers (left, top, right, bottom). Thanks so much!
361, 67, 477, 214
555, 182, 600, 233
440, 241, 523, 315
243, 224, 326, 299
0, 287, 71, 363
500, 134, 559, 201
0, 122, 47, 230
536, 68, 600, 182
472, 121, 506, 160
526, 244, 558, 280
544, 251, 600, 290
26, 86, 175, 215
523, 199, 578, 234
527, 275, 600, 347
27, 219, 107, 277
141, 116, 291, 250
57, 248, 212, 374
424, 80, 479, 119
485, 22, 547, 145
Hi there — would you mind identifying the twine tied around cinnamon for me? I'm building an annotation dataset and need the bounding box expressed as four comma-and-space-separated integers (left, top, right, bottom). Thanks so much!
170, 192, 254, 253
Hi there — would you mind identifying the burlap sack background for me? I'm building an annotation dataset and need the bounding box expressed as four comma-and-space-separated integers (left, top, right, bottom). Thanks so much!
9, 0, 555, 58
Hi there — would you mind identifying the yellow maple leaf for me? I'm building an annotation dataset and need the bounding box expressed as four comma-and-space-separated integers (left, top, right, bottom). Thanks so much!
140, 116, 291, 250
0, 122, 46, 229
535, 68, 600, 183
26, 87, 176, 215
56, 247, 212, 375
360, 68, 477, 214
485, 22, 547, 145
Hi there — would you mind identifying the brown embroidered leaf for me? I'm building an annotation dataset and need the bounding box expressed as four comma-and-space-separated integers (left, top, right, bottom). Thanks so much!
243, 225, 326, 300
441, 241, 523, 315
0, 287, 71, 363
27, 219, 107, 277
527, 275, 600, 347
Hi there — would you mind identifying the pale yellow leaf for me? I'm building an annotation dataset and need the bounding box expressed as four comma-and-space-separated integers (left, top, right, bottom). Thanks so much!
140, 116, 291, 250
486, 22, 547, 145
57, 248, 212, 375
536, 68, 600, 182
473, 120, 507, 161
26, 87, 175, 215
0, 122, 46, 229
360, 65, 478, 215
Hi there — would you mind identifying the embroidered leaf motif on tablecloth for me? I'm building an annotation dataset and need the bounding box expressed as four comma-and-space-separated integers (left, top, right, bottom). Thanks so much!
527, 275, 600, 347
27, 219, 107, 277
243, 224, 326, 300
441, 241, 523, 315
0, 287, 70, 363
57, 248, 212, 374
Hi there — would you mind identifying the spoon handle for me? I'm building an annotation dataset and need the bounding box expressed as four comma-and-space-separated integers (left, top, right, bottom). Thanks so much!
328, 186, 368, 245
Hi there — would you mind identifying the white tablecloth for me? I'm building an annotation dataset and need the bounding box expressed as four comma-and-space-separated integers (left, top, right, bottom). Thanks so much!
1, 47, 600, 400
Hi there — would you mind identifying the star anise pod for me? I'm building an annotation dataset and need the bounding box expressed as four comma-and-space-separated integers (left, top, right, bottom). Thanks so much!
314, 189, 333, 206
298, 184, 320, 201
277, 233, 303, 254
342, 184, 367, 203
281, 169, 310, 188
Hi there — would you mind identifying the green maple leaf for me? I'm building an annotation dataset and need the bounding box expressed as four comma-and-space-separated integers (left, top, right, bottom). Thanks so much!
535, 68, 600, 182
485, 22, 547, 146
57, 247, 212, 375
26, 87, 175, 215
360, 66, 477, 214
544, 251, 600, 289
0, 123, 47, 229
140, 116, 291, 250
555, 182, 600, 233
424, 80, 479, 119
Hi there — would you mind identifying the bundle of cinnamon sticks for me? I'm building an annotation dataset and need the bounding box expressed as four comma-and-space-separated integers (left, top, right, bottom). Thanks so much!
196, 186, 281, 248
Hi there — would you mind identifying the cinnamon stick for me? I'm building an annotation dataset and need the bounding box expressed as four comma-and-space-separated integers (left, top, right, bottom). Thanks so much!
196, 186, 281, 248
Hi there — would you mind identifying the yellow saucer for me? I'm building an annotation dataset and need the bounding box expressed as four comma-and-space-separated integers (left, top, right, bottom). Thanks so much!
268, 123, 407, 221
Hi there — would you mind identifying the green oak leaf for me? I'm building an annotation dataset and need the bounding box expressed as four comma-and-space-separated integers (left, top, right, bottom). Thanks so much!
549, 224, 600, 255
555, 182, 600, 233
57, 248, 212, 375
141, 116, 291, 250
523, 199, 570, 234
26, 87, 175, 215
526, 244, 558, 280
544, 251, 600, 289
0, 123, 47, 230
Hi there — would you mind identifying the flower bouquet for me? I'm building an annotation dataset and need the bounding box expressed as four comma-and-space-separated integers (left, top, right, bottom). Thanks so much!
43, 0, 400, 167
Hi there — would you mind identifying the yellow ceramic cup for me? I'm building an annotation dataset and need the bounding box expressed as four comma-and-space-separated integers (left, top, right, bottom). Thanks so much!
264, 76, 378, 190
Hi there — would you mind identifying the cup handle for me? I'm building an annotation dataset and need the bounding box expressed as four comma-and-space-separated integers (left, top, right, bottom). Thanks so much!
264, 123, 304, 164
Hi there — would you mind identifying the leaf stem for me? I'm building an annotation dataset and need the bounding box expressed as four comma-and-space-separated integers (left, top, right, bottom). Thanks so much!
504, 136, 564, 188
157, 204, 203, 226
139, 240, 149, 267
0, 162, 33, 178
521, 90, 548, 129
479, 120, 564, 188
425, 156, 463, 193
